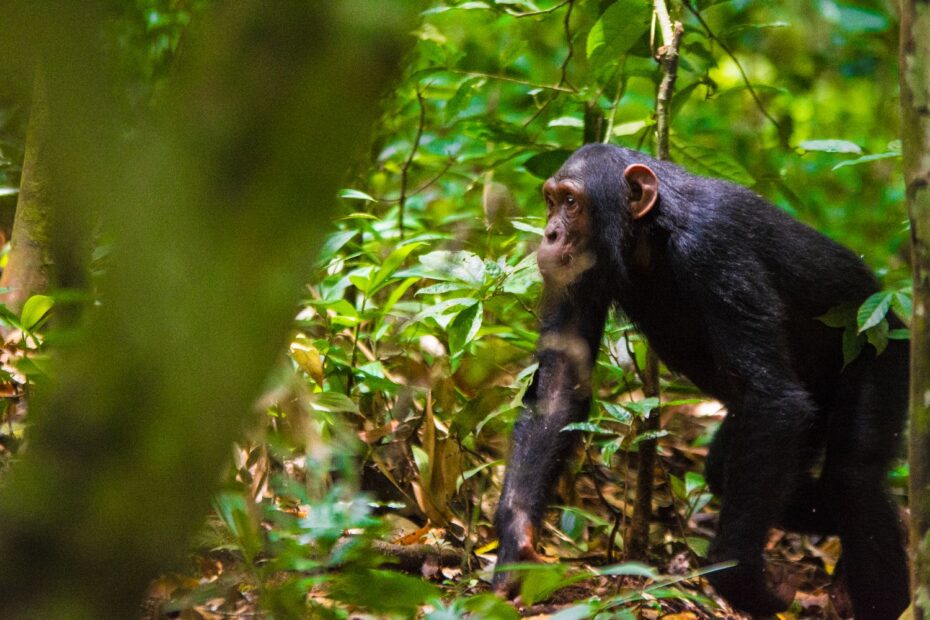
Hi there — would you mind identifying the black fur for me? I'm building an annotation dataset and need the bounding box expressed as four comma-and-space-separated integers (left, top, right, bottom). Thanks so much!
495, 144, 908, 619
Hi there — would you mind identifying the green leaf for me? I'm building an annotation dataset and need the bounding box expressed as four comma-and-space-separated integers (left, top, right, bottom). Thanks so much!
309, 392, 359, 414
338, 188, 378, 202
817, 303, 855, 328
20, 294, 54, 332
510, 218, 545, 236
419, 250, 486, 285
330, 569, 440, 614
621, 397, 661, 418
317, 230, 357, 263
865, 318, 889, 355
598, 561, 659, 578
892, 291, 913, 321
447, 301, 482, 356
831, 151, 901, 171
523, 149, 573, 179
561, 421, 612, 434
799, 139, 862, 154
842, 327, 865, 367
550, 604, 597, 620
586, 0, 651, 60
857, 291, 892, 333
670, 140, 755, 186
601, 401, 632, 424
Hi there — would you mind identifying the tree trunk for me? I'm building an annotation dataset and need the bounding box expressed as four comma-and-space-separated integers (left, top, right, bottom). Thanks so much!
0, 67, 52, 314
900, 1, 930, 615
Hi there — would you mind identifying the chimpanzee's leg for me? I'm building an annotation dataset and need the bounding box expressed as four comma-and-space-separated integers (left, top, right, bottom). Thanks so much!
705, 385, 818, 616
493, 292, 608, 593
820, 342, 908, 620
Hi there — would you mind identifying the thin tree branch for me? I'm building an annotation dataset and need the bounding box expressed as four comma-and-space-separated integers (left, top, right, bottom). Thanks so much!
505, 0, 571, 18
398, 89, 426, 240
682, 0, 785, 145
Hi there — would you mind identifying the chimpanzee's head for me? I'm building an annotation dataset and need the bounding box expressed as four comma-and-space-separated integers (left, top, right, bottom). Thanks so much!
537, 144, 659, 288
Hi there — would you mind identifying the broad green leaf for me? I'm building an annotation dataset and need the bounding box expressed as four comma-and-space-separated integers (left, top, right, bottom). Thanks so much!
370, 241, 424, 293
817, 303, 855, 328
892, 291, 913, 320
330, 569, 440, 614
309, 392, 359, 414
416, 282, 470, 296
561, 421, 612, 434
601, 401, 632, 424
317, 230, 357, 263
670, 140, 755, 186
586, 0, 651, 60
511, 218, 545, 236
799, 139, 862, 154
842, 327, 865, 367
857, 291, 892, 333
598, 562, 659, 578
406, 297, 476, 329
550, 604, 596, 620
21, 294, 54, 332
832, 151, 900, 171
819, 0, 889, 33
523, 149, 573, 179
548, 116, 584, 128
621, 397, 661, 418
338, 188, 378, 202
865, 318, 889, 355
419, 250, 486, 285
890, 328, 910, 340
447, 301, 483, 356
611, 119, 648, 137
631, 430, 669, 445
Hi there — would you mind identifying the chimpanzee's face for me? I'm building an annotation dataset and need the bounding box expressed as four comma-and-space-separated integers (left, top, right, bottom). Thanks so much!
537, 170, 595, 287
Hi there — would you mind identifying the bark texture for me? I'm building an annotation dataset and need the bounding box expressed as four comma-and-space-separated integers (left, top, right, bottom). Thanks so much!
900, 1, 930, 615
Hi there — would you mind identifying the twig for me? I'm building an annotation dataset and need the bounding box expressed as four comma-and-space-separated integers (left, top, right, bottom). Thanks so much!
682, 0, 785, 145
558, 0, 577, 90
523, 0, 577, 127
627, 0, 682, 563
398, 89, 426, 240
505, 0, 571, 18
447, 69, 576, 93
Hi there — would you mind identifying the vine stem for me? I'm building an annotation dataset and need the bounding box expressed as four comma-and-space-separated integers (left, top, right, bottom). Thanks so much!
627, 0, 683, 563
398, 89, 426, 241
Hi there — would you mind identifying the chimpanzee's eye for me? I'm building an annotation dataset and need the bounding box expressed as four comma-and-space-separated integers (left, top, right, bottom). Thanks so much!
566, 194, 575, 205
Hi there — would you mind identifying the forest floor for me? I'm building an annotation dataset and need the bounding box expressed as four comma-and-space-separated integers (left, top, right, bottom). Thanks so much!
140, 401, 874, 619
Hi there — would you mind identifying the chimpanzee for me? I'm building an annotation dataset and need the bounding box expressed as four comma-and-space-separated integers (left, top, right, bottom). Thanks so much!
494, 144, 909, 619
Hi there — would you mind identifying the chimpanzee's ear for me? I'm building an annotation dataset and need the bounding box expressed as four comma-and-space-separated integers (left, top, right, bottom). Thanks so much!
623, 164, 659, 220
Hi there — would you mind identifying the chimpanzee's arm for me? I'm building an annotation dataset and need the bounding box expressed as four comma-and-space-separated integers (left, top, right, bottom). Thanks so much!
493, 287, 609, 592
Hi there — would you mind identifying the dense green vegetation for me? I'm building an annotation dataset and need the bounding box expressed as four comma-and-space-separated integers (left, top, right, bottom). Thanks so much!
0, 0, 922, 618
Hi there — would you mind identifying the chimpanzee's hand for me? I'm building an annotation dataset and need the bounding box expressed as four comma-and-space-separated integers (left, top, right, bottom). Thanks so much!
492, 508, 541, 598
706, 546, 796, 616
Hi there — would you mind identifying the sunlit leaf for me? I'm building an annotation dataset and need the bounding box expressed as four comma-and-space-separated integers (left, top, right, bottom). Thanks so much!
857, 291, 892, 333
832, 151, 900, 171
586, 0, 651, 60
670, 140, 754, 186
21, 294, 54, 332
338, 188, 378, 202
799, 139, 862, 154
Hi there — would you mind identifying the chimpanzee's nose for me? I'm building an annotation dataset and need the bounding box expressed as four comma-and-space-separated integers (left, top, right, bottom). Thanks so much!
545, 225, 559, 244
